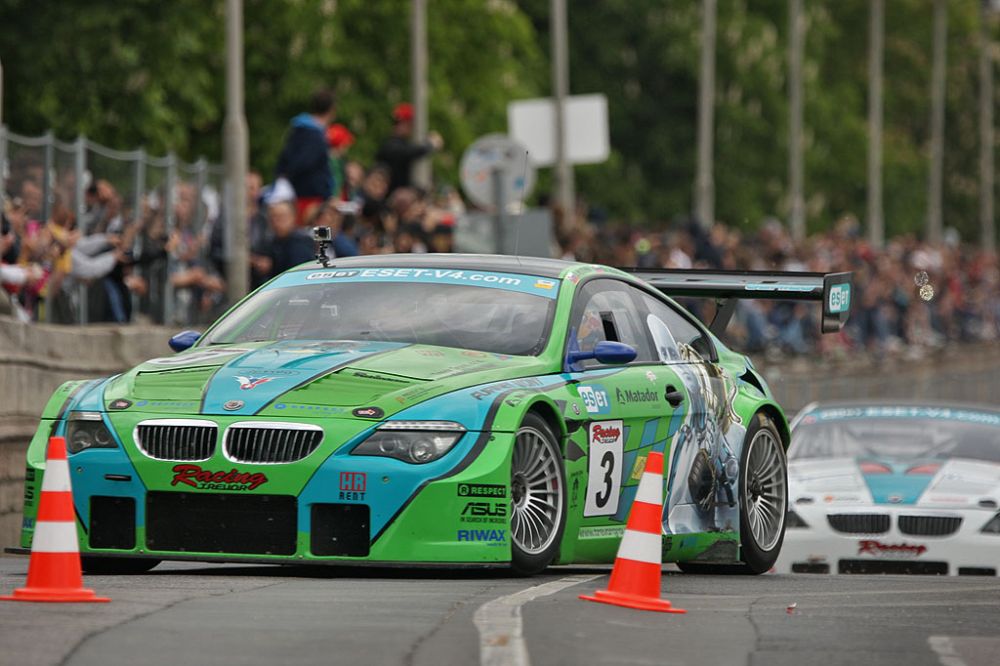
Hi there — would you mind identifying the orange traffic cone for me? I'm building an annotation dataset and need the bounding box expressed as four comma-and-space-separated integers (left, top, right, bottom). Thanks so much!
580, 451, 684, 613
1, 436, 109, 603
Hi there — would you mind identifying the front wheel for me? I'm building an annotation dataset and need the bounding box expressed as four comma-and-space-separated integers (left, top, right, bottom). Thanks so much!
739, 412, 788, 573
509, 413, 566, 576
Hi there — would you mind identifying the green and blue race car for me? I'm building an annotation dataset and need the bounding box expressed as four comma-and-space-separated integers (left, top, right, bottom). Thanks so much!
13, 251, 851, 575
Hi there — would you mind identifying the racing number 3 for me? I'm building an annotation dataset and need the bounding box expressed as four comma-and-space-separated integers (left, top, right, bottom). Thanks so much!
584, 420, 624, 517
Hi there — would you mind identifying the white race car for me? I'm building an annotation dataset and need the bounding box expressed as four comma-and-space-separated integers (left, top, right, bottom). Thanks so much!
777, 402, 1000, 575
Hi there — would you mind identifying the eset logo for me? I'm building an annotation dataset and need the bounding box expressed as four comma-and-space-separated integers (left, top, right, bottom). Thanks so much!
578, 385, 611, 414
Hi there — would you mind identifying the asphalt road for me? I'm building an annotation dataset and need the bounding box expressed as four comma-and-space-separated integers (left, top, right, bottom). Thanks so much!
1, 557, 999, 666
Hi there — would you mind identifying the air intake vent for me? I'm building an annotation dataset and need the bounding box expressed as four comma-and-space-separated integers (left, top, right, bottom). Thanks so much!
224, 423, 323, 464
135, 420, 218, 461
827, 513, 890, 534
899, 515, 962, 536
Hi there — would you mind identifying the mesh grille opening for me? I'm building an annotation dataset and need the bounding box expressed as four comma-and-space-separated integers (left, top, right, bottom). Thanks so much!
135, 421, 217, 461
827, 513, 890, 534
224, 424, 323, 464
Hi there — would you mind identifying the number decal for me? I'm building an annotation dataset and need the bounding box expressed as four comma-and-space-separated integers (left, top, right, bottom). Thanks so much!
595, 451, 615, 508
584, 420, 624, 517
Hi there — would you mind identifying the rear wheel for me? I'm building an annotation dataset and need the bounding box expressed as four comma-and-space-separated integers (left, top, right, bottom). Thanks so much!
678, 412, 787, 575
81, 556, 161, 574
509, 413, 566, 576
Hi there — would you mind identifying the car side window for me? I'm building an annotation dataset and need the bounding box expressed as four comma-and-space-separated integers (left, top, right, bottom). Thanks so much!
641, 293, 714, 363
570, 280, 654, 366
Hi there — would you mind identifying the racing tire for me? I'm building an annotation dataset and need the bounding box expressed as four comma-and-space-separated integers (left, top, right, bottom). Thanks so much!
509, 413, 567, 576
81, 556, 161, 574
678, 412, 787, 575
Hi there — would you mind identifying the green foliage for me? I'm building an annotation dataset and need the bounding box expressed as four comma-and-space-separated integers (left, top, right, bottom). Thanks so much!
0, 0, 995, 239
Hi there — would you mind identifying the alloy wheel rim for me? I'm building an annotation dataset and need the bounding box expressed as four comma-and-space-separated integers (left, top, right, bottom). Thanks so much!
744, 429, 786, 552
510, 426, 562, 555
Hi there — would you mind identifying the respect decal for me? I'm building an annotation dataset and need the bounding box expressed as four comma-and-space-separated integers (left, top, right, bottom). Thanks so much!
470, 377, 543, 400
171, 464, 268, 491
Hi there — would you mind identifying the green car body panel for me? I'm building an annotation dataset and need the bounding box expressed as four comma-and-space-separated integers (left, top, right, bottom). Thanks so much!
16, 255, 816, 570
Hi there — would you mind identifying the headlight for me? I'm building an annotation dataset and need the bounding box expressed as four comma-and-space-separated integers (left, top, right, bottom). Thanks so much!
66, 412, 118, 454
352, 421, 465, 464
980, 513, 1000, 534
786, 509, 809, 528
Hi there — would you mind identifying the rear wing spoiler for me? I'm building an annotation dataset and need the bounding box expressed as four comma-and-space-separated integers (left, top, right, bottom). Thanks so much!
623, 269, 852, 336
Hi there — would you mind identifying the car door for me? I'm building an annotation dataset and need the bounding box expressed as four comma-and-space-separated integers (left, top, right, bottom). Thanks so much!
639, 292, 747, 538
565, 279, 689, 544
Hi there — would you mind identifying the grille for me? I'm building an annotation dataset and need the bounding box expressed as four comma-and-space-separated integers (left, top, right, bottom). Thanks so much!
827, 513, 890, 534
135, 420, 217, 461
146, 491, 297, 555
898, 515, 962, 536
224, 423, 323, 464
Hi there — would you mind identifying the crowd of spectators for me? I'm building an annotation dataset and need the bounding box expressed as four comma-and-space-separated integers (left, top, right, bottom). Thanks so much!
557, 212, 1000, 359
2, 89, 998, 360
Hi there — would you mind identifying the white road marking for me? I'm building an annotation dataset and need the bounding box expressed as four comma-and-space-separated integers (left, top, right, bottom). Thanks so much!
929, 636, 969, 666
474, 574, 599, 666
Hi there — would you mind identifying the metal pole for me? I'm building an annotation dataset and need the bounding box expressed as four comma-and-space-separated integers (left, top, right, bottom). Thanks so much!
164, 152, 177, 325
979, 1, 995, 251
74, 136, 87, 325
42, 130, 54, 223
224, 0, 249, 304
0, 55, 4, 131
928, 0, 947, 244
551, 0, 574, 229
0, 126, 6, 214
695, 0, 717, 229
788, 0, 805, 242
411, 0, 430, 189
867, 0, 885, 248
132, 149, 145, 321
492, 167, 506, 254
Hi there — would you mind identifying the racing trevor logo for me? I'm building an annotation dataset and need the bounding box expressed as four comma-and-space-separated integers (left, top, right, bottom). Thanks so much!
171, 464, 268, 491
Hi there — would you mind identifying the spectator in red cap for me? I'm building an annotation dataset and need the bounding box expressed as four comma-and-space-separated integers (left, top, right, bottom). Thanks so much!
275, 88, 337, 224
326, 123, 354, 201
375, 102, 443, 194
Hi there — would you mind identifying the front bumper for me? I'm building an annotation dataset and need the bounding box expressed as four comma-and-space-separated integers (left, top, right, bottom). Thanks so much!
776, 506, 1000, 575
19, 415, 515, 566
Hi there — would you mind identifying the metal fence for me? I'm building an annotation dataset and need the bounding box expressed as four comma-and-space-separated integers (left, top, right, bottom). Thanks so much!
0, 126, 225, 326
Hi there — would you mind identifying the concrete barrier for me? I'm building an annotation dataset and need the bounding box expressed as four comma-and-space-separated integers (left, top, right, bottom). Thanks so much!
0, 316, 174, 552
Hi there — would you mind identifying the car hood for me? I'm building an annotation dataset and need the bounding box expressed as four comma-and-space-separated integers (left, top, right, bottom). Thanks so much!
789, 457, 1000, 509
103, 340, 551, 418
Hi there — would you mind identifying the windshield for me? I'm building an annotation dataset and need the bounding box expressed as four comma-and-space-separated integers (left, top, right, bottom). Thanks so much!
203, 281, 556, 355
791, 410, 1000, 464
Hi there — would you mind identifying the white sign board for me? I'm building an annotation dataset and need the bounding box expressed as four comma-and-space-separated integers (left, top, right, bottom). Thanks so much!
507, 94, 610, 167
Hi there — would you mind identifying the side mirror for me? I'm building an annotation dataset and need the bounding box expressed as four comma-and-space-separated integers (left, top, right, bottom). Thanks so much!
168, 330, 202, 352
566, 341, 637, 368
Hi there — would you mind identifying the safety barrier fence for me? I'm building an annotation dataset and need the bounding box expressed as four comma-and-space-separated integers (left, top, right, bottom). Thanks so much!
0, 126, 224, 326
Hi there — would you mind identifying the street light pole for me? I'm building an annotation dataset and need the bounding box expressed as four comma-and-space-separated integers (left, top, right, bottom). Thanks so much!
788, 0, 806, 242
695, 0, 717, 229
979, 1, 995, 251
551, 0, 574, 229
411, 0, 430, 189
927, 0, 947, 244
224, 0, 249, 303
867, 0, 885, 248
